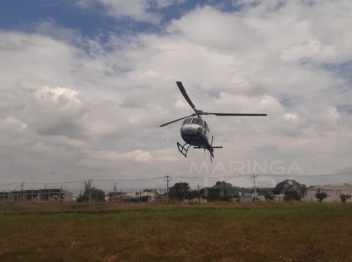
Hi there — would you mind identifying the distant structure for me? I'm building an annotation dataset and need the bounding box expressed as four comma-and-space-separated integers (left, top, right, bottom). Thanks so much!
107, 191, 160, 203
0, 189, 73, 202
305, 184, 352, 202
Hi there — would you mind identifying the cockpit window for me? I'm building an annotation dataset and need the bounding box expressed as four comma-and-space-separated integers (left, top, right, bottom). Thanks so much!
192, 118, 203, 125
183, 118, 192, 125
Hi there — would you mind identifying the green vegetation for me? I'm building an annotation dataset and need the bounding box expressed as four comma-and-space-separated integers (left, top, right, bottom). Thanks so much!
169, 182, 190, 201
77, 188, 105, 203
77, 181, 105, 203
273, 179, 306, 201
1, 203, 352, 261
340, 194, 351, 203
201, 181, 237, 202
264, 192, 275, 201
315, 189, 329, 203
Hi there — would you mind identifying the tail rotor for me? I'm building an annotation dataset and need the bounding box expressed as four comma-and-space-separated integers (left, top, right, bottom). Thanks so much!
210, 136, 214, 162
209, 136, 223, 162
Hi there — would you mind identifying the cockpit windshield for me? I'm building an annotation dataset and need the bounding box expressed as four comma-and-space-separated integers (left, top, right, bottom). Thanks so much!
182, 118, 209, 130
192, 118, 203, 125
182, 118, 192, 125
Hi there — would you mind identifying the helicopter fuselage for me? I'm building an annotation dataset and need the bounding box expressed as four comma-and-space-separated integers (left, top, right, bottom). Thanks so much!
180, 118, 210, 147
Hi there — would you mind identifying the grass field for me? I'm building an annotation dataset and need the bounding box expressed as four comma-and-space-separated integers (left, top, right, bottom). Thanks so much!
1, 202, 352, 262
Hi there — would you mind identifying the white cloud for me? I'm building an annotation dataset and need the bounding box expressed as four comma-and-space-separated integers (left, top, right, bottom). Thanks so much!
0, 117, 27, 133
322, 106, 341, 121
94, 149, 177, 162
34, 86, 80, 103
0, 2, 352, 186
284, 113, 299, 122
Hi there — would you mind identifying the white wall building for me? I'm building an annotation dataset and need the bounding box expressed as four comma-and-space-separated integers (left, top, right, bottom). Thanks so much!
305, 184, 352, 202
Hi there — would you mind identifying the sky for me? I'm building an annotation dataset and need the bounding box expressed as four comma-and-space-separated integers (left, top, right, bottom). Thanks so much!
0, 0, 352, 192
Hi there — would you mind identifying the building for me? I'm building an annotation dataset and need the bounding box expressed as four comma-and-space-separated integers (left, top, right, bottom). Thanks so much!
305, 184, 352, 202
0, 189, 73, 202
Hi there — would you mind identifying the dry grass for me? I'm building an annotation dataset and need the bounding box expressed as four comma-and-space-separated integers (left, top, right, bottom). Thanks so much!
0, 202, 352, 261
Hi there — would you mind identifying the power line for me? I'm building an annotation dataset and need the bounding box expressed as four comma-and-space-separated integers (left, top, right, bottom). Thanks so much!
92, 176, 164, 182
176, 173, 352, 179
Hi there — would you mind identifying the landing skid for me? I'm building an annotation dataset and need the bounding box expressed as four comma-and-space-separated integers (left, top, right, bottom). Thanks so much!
177, 137, 223, 162
177, 142, 191, 158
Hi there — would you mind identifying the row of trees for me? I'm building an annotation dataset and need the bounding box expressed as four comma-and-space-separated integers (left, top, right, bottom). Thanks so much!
75, 180, 351, 203
168, 179, 352, 203
169, 181, 241, 202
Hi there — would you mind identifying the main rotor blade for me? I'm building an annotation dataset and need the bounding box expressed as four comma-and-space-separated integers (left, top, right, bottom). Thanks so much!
205, 113, 267, 116
159, 114, 194, 127
176, 81, 197, 113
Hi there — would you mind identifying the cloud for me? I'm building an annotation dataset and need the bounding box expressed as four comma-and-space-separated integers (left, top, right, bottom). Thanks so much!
34, 86, 80, 103
322, 106, 341, 121
0, 117, 27, 133
284, 113, 299, 122
93, 149, 177, 162
0, 1, 352, 188
77, 0, 187, 24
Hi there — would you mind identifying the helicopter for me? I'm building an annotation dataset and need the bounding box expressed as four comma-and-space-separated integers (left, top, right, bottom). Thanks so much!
160, 82, 267, 161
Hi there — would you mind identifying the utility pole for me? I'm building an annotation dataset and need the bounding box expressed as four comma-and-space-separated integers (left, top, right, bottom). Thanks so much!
166, 176, 171, 204
60, 185, 63, 204
252, 174, 258, 202
139, 189, 141, 204
20, 181, 24, 203
198, 183, 201, 203
89, 179, 92, 203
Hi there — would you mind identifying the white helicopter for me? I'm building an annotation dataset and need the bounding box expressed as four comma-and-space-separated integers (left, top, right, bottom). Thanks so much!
160, 82, 267, 161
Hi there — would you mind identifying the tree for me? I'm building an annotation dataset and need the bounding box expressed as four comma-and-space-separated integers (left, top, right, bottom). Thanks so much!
169, 182, 190, 201
106, 191, 126, 197
77, 184, 105, 203
300, 184, 307, 196
76, 195, 89, 203
315, 189, 328, 203
185, 190, 200, 201
200, 181, 237, 202
143, 189, 157, 193
264, 192, 275, 201
273, 179, 303, 201
283, 194, 301, 202
340, 194, 351, 203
